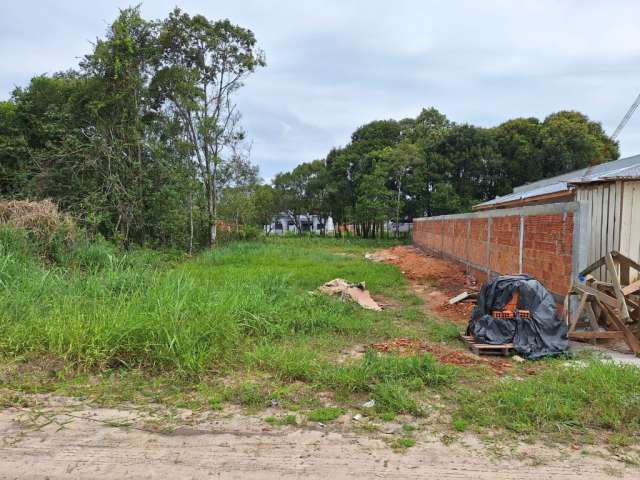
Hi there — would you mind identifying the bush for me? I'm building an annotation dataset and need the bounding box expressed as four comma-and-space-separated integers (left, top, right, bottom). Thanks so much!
0, 199, 76, 260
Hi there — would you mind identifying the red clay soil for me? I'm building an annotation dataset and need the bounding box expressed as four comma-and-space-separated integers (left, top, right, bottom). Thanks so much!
371, 338, 512, 375
369, 246, 514, 374
369, 246, 477, 323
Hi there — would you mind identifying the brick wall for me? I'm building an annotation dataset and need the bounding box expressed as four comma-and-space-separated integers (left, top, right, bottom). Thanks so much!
413, 204, 577, 297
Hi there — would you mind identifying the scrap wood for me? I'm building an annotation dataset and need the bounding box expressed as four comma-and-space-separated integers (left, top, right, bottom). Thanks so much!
622, 280, 640, 296
567, 250, 640, 355
448, 291, 477, 305
319, 278, 382, 311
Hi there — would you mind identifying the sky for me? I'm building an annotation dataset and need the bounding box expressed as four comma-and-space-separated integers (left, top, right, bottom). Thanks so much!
2, 0, 640, 180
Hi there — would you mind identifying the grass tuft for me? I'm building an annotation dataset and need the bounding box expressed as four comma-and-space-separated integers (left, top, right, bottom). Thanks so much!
307, 407, 344, 422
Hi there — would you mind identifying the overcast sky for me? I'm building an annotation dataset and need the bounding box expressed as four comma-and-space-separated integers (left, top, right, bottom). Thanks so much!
2, 1, 640, 179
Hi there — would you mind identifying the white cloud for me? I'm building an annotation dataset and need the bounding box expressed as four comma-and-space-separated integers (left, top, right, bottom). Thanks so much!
2, 0, 640, 178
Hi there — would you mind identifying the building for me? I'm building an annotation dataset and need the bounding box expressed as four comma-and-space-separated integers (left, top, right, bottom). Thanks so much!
412, 155, 640, 298
265, 213, 334, 235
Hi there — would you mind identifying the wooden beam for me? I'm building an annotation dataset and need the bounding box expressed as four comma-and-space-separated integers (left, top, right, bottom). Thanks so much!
598, 297, 640, 354
569, 293, 588, 333
612, 251, 640, 274
579, 257, 606, 277
569, 331, 624, 340
572, 284, 618, 309
585, 302, 601, 332
622, 280, 640, 296
606, 253, 633, 323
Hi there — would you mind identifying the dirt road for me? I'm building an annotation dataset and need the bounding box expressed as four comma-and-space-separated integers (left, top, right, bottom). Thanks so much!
0, 404, 635, 479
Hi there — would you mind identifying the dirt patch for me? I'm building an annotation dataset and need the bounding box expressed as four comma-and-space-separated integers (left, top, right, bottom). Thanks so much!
371, 338, 512, 375
369, 246, 476, 323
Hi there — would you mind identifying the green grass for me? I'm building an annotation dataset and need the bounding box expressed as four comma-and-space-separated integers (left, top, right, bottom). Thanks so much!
0, 234, 409, 373
390, 437, 416, 450
2, 229, 640, 446
1, 231, 457, 414
307, 407, 344, 422
265, 414, 298, 427
454, 359, 640, 440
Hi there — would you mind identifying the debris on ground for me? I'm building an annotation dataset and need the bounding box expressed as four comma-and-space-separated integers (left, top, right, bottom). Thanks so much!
364, 250, 399, 263
565, 251, 640, 355
319, 278, 382, 311
361, 400, 376, 409
466, 275, 568, 359
371, 338, 512, 375
448, 291, 477, 305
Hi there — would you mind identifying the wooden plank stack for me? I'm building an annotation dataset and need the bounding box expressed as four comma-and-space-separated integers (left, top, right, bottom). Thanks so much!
459, 334, 514, 356
565, 251, 640, 354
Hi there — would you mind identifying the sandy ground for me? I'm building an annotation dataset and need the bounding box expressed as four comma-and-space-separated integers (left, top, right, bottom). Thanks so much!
0, 403, 637, 479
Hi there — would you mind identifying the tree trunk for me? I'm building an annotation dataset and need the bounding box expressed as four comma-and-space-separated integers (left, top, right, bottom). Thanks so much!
396, 181, 402, 238
188, 192, 194, 255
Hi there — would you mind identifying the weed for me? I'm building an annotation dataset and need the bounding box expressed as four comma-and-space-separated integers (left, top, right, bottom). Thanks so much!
390, 437, 416, 450
307, 407, 343, 423
372, 383, 421, 416
265, 414, 298, 427
452, 417, 467, 432
608, 433, 633, 448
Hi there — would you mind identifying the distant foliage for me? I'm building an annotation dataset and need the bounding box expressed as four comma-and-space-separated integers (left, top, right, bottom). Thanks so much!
271, 107, 618, 237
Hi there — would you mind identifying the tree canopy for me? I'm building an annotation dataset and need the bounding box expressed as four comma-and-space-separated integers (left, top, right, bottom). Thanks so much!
271, 107, 618, 237
0, 7, 619, 245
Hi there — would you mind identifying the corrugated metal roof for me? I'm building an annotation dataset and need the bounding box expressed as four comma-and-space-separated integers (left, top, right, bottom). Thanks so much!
511, 154, 640, 194
569, 161, 640, 184
475, 154, 640, 209
476, 182, 571, 208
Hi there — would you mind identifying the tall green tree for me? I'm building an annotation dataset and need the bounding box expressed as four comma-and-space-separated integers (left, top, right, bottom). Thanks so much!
153, 8, 265, 245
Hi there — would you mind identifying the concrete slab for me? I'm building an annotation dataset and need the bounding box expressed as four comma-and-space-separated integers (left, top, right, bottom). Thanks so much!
569, 341, 640, 367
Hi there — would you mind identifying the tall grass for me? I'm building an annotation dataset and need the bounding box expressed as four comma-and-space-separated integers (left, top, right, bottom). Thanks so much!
455, 359, 640, 436
0, 231, 406, 373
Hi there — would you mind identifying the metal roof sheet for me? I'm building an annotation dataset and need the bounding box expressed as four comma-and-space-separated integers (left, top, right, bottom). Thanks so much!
475, 154, 640, 209
476, 182, 571, 208
569, 161, 640, 184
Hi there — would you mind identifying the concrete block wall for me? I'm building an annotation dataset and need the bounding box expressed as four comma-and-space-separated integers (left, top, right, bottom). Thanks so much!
413, 203, 580, 298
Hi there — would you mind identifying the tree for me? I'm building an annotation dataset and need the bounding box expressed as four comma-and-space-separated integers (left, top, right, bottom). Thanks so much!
493, 117, 543, 188
153, 8, 265, 246
0, 100, 30, 196
252, 184, 281, 234
80, 6, 158, 243
379, 142, 419, 236
540, 111, 618, 176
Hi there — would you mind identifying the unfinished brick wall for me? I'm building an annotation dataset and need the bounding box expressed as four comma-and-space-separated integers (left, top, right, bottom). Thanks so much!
413, 206, 576, 297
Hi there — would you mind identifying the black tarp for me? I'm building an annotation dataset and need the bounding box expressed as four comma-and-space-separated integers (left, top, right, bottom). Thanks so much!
466, 274, 568, 359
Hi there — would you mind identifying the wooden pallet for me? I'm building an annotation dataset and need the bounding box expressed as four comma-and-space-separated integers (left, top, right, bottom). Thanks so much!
460, 334, 514, 356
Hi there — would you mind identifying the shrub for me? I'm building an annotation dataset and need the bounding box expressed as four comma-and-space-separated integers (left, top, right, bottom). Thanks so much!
0, 199, 76, 260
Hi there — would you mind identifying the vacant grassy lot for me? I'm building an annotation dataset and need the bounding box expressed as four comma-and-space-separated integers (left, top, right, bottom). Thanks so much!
1, 229, 639, 450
